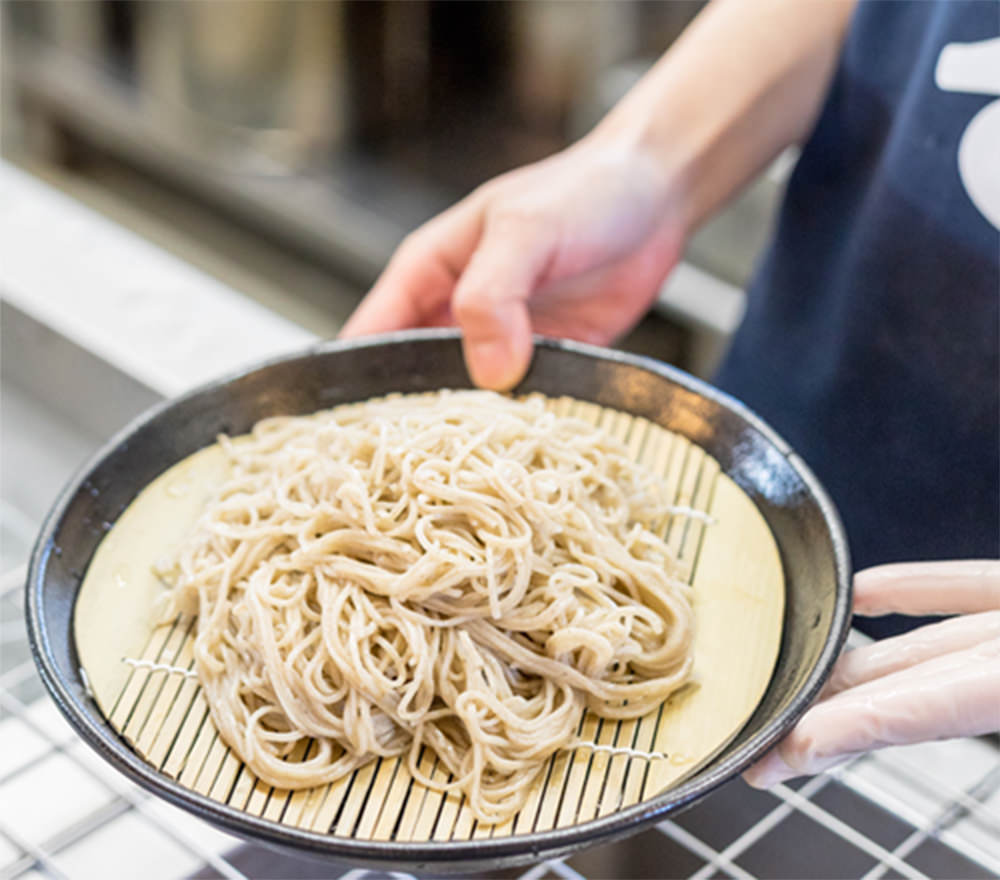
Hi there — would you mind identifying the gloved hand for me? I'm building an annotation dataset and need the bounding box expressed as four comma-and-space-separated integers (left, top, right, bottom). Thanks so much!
744, 559, 1000, 788
339, 133, 686, 391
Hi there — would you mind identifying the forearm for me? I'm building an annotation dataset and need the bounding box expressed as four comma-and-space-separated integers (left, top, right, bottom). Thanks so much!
591, 0, 857, 235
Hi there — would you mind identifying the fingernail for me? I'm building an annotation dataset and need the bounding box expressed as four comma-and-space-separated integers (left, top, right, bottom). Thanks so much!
742, 749, 795, 789
467, 339, 522, 391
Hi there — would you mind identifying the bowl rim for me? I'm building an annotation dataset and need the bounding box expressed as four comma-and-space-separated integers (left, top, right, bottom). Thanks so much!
26, 329, 852, 868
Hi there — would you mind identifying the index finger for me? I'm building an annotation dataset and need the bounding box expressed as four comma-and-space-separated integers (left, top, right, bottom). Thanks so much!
854, 560, 1000, 617
339, 198, 485, 338
743, 637, 1000, 788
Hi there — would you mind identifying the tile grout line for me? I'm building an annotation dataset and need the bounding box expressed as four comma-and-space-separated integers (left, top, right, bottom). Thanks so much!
132, 803, 250, 880
856, 762, 1000, 880
879, 750, 1000, 833
838, 758, 954, 831
861, 827, 940, 880
657, 819, 757, 880
0, 563, 28, 600
771, 783, 930, 880
0, 660, 36, 691
0, 624, 28, 644
839, 750, 1000, 873
685, 771, 835, 880
0, 503, 38, 548
0, 852, 37, 880
27, 798, 136, 872
0, 819, 72, 880
516, 860, 583, 880
516, 860, 559, 880
0, 687, 145, 872
0, 688, 249, 880
334, 870, 418, 880
546, 858, 589, 880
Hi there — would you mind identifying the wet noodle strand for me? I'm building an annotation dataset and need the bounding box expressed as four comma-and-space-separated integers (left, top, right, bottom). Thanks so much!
161, 391, 695, 824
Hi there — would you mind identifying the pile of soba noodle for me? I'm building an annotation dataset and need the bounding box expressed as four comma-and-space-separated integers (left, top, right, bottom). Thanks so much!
161, 390, 694, 824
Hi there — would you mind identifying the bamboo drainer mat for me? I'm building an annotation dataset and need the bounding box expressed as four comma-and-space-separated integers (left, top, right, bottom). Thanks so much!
75, 394, 784, 841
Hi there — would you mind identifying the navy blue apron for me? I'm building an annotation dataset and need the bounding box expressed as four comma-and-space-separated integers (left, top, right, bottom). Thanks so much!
713, 1, 999, 636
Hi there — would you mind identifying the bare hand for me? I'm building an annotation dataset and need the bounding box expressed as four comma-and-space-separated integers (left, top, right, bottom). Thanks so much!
340, 137, 685, 390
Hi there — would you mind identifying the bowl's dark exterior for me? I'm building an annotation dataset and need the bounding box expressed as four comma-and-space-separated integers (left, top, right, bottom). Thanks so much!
26, 330, 851, 873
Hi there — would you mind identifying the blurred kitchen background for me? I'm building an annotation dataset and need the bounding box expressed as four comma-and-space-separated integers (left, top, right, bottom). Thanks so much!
1, 0, 789, 377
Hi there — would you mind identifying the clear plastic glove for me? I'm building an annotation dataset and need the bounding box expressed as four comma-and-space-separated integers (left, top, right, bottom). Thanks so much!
339, 134, 686, 391
744, 560, 1000, 788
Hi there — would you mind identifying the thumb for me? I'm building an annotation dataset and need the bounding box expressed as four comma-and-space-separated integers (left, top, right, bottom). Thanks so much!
452, 216, 553, 390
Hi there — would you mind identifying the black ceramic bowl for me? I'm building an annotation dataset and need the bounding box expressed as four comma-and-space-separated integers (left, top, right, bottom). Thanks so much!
26, 331, 851, 873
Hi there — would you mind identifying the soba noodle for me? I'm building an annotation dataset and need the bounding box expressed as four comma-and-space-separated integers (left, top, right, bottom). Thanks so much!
159, 391, 695, 824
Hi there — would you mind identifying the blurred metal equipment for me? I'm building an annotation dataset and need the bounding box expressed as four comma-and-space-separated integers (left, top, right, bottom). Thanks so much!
3, 0, 734, 375
1, 1, 707, 286
135, 1, 347, 173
